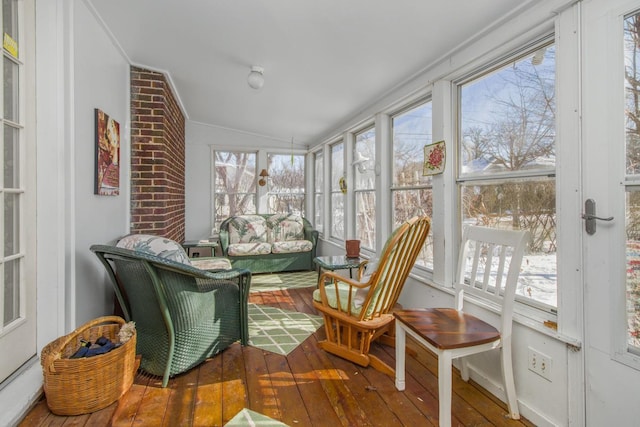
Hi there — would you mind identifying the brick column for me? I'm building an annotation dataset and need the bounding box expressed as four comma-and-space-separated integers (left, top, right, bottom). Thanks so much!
130, 66, 185, 242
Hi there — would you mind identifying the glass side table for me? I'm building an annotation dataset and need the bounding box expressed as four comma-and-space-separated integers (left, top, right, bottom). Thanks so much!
314, 255, 366, 284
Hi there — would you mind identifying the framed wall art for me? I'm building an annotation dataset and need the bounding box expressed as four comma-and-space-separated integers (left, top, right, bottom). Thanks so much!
423, 140, 446, 176
94, 108, 120, 196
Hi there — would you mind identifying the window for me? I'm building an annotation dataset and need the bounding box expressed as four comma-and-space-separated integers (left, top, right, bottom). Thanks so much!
314, 151, 324, 234
266, 153, 305, 215
391, 101, 434, 269
458, 40, 557, 310
624, 13, 640, 352
330, 141, 344, 239
212, 151, 257, 231
354, 127, 375, 250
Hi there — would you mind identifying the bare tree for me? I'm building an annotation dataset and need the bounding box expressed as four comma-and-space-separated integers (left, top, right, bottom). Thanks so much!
461, 47, 556, 250
214, 151, 256, 228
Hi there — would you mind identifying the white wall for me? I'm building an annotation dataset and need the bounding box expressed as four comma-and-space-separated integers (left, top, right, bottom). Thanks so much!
72, 1, 131, 325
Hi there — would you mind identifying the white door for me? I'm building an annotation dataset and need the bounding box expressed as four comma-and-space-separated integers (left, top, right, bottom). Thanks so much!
0, 0, 36, 383
582, 0, 640, 424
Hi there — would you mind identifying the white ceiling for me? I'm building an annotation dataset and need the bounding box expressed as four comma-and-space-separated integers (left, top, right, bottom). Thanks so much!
88, 0, 533, 147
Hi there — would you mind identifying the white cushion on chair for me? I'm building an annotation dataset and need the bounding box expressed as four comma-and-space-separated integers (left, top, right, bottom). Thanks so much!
117, 234, 190, 264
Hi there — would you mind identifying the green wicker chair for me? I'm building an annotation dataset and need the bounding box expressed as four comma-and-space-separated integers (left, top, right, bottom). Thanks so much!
91, 244, 251, 387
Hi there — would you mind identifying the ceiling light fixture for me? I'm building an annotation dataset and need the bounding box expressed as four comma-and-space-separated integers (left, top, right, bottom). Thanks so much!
247, 65, 265, 89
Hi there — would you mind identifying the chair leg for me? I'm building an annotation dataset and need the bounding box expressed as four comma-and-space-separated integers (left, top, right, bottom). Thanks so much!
501, 345, 520, 420
438, 351, 453, 427
460, 357, 470, 381
394, 322, 406, 391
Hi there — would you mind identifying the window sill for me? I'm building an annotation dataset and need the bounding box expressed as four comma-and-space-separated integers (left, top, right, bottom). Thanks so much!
408, 273, 582, 349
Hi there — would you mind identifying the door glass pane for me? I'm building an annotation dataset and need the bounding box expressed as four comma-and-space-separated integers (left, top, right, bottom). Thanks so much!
5, 192, 19, 256
3, 56, 18, 122
4, 124, 18, 188
625, 190, 640, 350
3, 258, 19, 326
624, 12, 640, 351
3, 0, 18, 44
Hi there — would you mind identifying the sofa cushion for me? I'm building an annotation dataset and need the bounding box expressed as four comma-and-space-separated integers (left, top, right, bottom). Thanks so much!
117, 234, 191, 264
267, 214, 305, 242
190, 257, 232, 270
228, 242, 272, 256
271, 239, 313, 254
117, 234, 233, 271
228, 215, 268, 244
313, 283, 369, 316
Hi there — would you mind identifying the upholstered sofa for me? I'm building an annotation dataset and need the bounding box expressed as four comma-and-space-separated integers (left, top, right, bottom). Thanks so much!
219, 214, 318, 274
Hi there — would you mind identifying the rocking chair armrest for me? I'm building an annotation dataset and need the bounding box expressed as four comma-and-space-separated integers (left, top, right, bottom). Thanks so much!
317, 270, 371, 291
316, 271, 372, 315
356, 260, 370, 281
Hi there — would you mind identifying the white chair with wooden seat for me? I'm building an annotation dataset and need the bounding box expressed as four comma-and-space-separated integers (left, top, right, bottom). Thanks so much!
394, 226, 530, 427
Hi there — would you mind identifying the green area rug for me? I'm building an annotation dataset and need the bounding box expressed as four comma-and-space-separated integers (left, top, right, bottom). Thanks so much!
248, 303, 323, 356
250, 271, 318, 292
225, 408, 289, 426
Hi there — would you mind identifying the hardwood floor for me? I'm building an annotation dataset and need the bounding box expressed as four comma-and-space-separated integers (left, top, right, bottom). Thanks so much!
19, 284, 534, 427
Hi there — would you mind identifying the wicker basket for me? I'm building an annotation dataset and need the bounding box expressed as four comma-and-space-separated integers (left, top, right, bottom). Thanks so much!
40, 316, 137, 415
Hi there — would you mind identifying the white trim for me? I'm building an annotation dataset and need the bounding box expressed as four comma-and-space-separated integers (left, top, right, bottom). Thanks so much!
432, 80, 455, 288
63, 0, 76, 330
190, 120, 310, 149
376, 112, 391, 252
554, 3, 586, 426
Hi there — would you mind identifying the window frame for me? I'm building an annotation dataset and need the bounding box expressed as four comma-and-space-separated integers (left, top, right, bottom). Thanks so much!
390, 98, 435, 272
454, 36, 558, 316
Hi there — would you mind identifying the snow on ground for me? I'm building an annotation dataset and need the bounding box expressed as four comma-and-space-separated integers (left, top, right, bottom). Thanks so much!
519, 253, 557, 307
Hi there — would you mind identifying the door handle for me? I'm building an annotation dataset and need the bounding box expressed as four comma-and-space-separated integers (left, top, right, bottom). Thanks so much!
582, 199, 613, 235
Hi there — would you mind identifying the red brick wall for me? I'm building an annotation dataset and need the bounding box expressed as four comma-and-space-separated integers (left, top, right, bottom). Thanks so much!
130, 66, 185, 242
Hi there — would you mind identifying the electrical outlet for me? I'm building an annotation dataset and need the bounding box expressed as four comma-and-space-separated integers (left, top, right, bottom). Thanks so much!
528, 347, 552, 381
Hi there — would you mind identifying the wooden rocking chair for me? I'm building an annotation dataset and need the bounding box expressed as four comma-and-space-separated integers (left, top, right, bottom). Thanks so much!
312, 216, 431, 375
